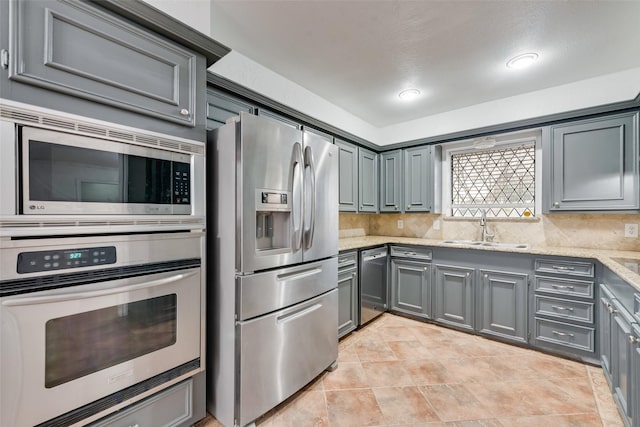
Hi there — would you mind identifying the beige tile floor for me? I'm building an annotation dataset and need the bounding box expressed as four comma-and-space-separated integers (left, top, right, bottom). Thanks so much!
197, 313, 623, 427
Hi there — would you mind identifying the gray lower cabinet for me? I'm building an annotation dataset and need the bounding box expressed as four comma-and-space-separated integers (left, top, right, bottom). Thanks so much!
601, 284, 616, 387
206, 89, 255, 130
611, 298, 636, 426
3, 0, 203, 132
434, 264, 474, 331
390, 257, 432, 318
380, 150, 403, 212
531, 257, 597, 361
338, 251, 358, 337
544, 111, 639, 211
478, 270, 528, 343
336, 139, 358, 212
358, 147, 379, 212
90, 379, 194, 427
631, 323, 640, 427
403, 146, 432, 212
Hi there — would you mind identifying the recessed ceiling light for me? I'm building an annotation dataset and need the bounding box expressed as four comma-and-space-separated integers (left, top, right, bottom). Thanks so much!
506, 53, 539, 70
398, 88, 421, 101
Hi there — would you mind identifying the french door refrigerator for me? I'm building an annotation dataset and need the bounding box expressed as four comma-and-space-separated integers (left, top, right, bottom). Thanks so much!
207, 112, 338, 427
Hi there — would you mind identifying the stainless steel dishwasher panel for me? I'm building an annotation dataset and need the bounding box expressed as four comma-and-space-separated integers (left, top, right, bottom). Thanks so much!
360, 246, 388, 325
237, 289, 338, 426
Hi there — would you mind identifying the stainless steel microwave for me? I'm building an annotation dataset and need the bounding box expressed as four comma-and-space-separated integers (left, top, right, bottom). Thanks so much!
19, 126, 194, 215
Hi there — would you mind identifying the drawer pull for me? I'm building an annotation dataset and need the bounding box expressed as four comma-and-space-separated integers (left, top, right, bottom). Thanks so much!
551, 284, 574, 290
551, 305, 574, 312
552, 330, 575, 338
404, 251, 417, 256
552, 265, 575, 271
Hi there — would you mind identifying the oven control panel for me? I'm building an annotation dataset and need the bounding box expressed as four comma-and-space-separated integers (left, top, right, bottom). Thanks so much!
17, 246, 116, 274
172, 162, 191, 205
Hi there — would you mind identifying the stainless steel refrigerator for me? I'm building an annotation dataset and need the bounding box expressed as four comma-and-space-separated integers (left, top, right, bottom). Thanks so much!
207, 112, 338, 427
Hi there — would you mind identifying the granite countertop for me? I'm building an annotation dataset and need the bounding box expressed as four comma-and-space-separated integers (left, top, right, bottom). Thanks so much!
339, 235, 640, 292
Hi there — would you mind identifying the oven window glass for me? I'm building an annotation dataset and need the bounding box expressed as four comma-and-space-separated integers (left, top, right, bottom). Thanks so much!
44, 294, 177, 388
29, 140, 173, 204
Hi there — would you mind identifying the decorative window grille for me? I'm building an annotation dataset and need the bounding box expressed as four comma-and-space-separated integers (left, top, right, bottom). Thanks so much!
451, 143, 535, 218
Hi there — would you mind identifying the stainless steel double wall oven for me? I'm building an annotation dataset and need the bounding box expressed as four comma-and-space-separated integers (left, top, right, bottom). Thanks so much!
0, 101, 207, 427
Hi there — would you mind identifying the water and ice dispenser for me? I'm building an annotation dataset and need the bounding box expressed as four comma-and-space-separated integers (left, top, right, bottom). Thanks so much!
255, 190, 291, 252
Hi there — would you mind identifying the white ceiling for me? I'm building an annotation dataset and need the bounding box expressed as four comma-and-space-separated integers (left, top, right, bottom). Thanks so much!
209, 0, 640, 128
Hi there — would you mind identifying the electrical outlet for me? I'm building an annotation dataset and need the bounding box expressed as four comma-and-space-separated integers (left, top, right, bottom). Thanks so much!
397, 220, 404, 229
625, 223, 638, 238
433, 219, 441, 231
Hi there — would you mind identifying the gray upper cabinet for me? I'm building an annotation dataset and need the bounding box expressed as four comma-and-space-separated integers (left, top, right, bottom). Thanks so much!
380, 150, 403, 212
206, 89, 255, 130
544, 111, 639, 211
4, 0, 203, 131
434, 264, 474, 331
336, 139, 358, 212
404, 146, 432, 212
358, 147, 379, 212
478, 270, 528, 343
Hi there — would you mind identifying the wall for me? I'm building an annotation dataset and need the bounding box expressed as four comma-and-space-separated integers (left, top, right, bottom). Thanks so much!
340, 212, 640, 252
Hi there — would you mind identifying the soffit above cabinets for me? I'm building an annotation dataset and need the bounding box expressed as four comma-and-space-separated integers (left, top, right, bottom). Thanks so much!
210, 0, 640, 127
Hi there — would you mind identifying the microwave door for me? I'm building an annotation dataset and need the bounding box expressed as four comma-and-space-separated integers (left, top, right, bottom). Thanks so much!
238, 113, 303, 273
301, 132, 339, 262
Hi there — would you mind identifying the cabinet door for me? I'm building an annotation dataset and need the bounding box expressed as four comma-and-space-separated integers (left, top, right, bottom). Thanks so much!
391, 259, 431, 318
8, 0, 199, 127
337, 269, 358, 338
358, 147, 379, 212
547, 112, 639, 211
336, 139, 358, 212
434, 264, 474, 330
206, 89, 255, 130
404, 146, 431, 212
600, 288, 614, 387
380, 150, 403, 212
611, 299, 635, 425
478, 270, 528, 343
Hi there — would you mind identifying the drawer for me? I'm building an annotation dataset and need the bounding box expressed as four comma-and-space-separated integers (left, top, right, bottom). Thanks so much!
338, 251, 358, 272
534, 295, 594, 324
390, 245, 432, 260
90, 379, 193, 427
534, 275, 594, 298
535, 259, 594, 278
534, 318, 595, 353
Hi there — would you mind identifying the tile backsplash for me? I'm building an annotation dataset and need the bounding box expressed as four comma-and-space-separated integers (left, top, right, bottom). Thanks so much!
340, 212, 640, 251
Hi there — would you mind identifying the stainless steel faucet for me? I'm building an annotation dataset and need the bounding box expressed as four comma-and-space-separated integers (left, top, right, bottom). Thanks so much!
480, 209, 495, 242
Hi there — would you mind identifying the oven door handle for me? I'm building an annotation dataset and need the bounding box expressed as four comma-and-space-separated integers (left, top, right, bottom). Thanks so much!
2, 269, 199, 306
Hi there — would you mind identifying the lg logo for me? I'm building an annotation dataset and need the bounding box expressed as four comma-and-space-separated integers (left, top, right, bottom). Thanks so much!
28, 205, 45, 210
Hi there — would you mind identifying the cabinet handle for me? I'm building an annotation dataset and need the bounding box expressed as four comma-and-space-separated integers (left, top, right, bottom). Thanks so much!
466, 272, 470, 277
551, 305, 574, 312
552, 330, 574, 338
553, 202, 560, 208
484, 274, 488, 278
551, 265, 575, 271
129, 424, 139, 427
629, 335, 639, 344
424, 267, 428, 271
180, 108, 190, 116
608, 305, 617, 314
551, 284, 574, 290
395, 205, 398, 210
406, 205, 411, 210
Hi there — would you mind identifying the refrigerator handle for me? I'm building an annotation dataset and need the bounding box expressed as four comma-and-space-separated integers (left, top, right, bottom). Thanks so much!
303, 145, 316, 249
292, 142, 304, 251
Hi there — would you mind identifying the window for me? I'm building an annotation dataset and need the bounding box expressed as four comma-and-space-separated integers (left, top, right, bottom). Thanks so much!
447, 138, 538, 218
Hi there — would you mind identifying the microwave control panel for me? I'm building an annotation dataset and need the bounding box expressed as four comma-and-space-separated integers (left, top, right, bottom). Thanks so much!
173, 162, 191, 204
17, 246, 116, 274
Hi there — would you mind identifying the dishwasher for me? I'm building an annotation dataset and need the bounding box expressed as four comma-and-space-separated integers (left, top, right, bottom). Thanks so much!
359, 246, 388, 326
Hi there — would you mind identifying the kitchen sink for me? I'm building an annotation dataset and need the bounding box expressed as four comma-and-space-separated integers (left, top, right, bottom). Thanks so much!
440, 240, 529, 250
